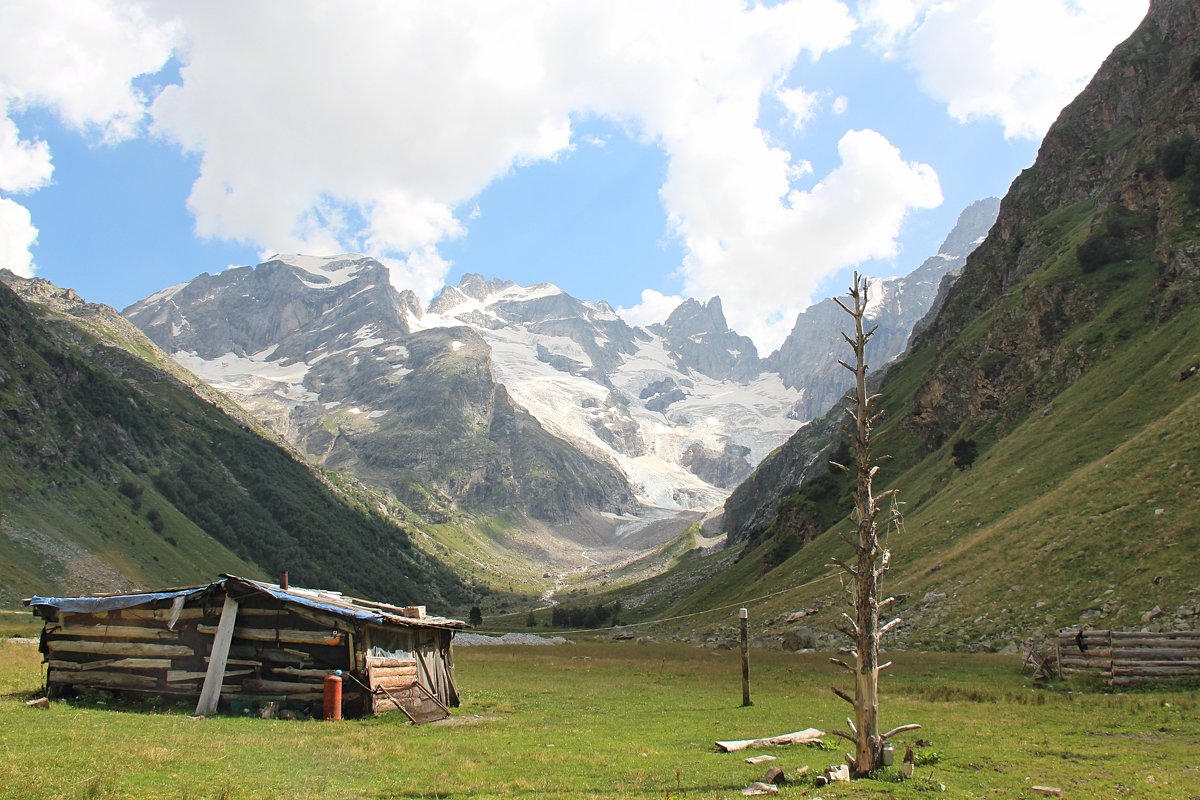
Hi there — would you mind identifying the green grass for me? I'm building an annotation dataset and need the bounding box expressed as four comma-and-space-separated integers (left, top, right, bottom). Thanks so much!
1, 639, 1197, 799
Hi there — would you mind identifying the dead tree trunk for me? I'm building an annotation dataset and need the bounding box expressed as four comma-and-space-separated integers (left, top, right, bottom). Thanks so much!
828, 273, 918, 777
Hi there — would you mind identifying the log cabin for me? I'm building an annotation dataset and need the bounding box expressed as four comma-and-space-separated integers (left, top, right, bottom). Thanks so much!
24, 574, 467, 721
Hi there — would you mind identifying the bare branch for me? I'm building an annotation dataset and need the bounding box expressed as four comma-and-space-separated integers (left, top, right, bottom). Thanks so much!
829, 558, 857, 577
846, 716, 858, 735
841, 612, 860, 633
831, 729, 857, 744
838, 359, 856, 373
878, 596, 896, 609
831, 685, 854, 705
879, 617, 903, 637
881, 724, 922, 740
844, 752, 857, 770
832, 296, 854, 316
879, 661, 893, 671
865, 324, 879, 340
829, 657, 854, 673
829, 460, 849, 473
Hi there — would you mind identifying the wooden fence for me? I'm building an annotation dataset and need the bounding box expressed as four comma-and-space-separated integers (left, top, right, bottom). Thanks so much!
1056, 629, 1200, 686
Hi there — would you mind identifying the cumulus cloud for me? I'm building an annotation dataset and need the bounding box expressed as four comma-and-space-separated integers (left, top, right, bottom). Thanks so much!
142, 0, 863, 319
4, 0, 947, 352
860, 0, 1149, 140
777, 86, 823, 130
0, 197, 39, 277
674, 128, 941, 350
617, 289, 688, 329
0, 0, 177, 141
0, 0, 176, 273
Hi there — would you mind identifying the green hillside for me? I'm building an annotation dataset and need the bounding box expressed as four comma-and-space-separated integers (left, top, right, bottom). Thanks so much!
0, 276, 471, 610
624, 0, 1200, 648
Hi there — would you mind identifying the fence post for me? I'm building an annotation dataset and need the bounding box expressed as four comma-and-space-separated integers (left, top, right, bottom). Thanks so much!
740, 608, 752, 707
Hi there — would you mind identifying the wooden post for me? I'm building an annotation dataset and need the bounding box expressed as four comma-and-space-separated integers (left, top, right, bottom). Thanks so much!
195, 594, 239, 716
740, 607, 752, 707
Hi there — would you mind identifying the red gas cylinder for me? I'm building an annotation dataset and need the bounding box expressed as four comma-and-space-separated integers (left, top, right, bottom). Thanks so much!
322, 673, 343, 720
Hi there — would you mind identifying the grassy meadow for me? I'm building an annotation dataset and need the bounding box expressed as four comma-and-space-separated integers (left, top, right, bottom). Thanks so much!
1, 638, 1197, 799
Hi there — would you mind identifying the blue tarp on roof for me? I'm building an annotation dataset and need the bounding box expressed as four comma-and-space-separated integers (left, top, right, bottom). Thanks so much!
27, 587, 209, 614
238, 580, 388, 624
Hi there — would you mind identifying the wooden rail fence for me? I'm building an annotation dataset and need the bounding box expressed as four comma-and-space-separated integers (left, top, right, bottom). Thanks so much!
1056, 630, 1200, 686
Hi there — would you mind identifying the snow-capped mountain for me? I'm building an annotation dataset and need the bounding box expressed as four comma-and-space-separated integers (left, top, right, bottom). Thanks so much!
420, 280, 799, 508
123, 199, 996, 521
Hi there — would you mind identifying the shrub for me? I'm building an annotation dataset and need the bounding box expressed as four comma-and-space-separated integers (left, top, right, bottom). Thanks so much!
1077, 233, 1130, 273
1159, 136, 1199, 181
952, 438, 978, 470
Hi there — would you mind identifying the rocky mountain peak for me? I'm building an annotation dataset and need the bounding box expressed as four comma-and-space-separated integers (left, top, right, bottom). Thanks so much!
936, 198, 1002, 257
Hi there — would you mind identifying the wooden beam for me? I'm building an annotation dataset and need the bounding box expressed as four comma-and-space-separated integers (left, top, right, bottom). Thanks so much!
46, 625, 181, 640
195, 594, 239, 716
47, 640, 193, 657
196, 624, 344, 646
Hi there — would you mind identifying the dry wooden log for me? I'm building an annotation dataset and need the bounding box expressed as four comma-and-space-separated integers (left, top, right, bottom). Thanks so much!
168, 669, 252, 683
1114, 660, 1200, 669
268, 667, 340, 679
49, 671, 159, 690
1031, 786, 1063, 797
50, 625, 181, 640
368, 664, 418, 676
744, 755, 777, 765
196, 624, 343, 646
1113, 666, 1200, 677
1112, 648, 1200, 659
241, 678, 326, 693
209, 657, 263, 667
120, 608, 212, 622
47, 640, 193, 657
1111, 630, 1200, 640
48, 658, 173, 671
365, 655, 417, 669
714, 729, 824, 752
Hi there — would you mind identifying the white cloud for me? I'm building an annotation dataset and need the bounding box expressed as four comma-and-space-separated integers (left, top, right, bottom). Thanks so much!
674, 128, 942, 350
860, 0, 1149, 140
832, 95, 849, 115
0, 0, 176, 275
143, 0, 859, 312
0, 0, 177, 141
617, 289, 687, 329
0, 114, 54, 193
777, 86, 822, 130
0, 197, 39, 277
2, 0, 947, 353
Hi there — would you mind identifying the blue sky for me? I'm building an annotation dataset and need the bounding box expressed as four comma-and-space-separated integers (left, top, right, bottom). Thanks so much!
0, 0, 1148, 351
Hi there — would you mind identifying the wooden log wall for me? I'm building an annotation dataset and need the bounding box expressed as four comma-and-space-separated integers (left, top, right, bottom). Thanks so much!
40, 597, 364, 712
1056, 630, 1200, 686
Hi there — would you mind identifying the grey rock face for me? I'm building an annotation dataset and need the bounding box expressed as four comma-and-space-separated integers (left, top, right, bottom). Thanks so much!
768, 198, 1000, 421
649, 297, 762, 381
124, 256, 634, 523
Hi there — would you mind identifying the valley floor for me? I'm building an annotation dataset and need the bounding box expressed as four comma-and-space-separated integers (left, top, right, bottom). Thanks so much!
2, 638, 1197, 798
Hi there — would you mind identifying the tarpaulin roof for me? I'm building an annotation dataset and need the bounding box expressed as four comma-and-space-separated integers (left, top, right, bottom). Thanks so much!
25, 576, 467, 630
25, 586, 210, 614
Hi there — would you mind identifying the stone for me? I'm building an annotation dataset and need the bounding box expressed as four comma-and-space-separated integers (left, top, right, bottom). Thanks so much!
781, 626, 818, 651
25, 697, 49, 709
763, 766, 786, 785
